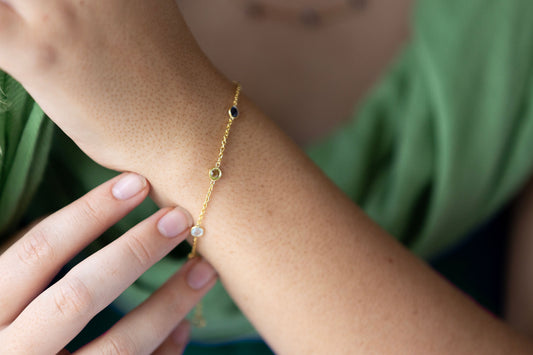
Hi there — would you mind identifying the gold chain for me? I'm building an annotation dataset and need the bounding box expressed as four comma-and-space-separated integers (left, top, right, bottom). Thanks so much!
188, 82, 242, 328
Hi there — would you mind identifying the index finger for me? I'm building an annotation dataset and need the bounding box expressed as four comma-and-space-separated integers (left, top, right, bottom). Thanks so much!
0, 173, 149, 325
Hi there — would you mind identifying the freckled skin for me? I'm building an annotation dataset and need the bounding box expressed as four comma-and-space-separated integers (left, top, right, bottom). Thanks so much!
4, 0, 222, 172
0, 1, 532, 354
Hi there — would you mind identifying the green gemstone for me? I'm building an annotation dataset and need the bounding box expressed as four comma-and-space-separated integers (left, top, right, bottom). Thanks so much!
209, 168, 222, 181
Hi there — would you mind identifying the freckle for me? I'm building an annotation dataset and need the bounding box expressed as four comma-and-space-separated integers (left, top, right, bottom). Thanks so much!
267, 210, 273, 216
386, 257, 393, 264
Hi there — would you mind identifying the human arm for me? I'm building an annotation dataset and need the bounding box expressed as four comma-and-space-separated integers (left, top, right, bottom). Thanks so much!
132, 85, 533, 354
1, 0, 532, 353
505, 176, 533, 337
0, 173, 217, 354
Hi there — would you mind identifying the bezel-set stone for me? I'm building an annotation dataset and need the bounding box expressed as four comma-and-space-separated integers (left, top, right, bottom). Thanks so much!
229, 106, 239, 119
209, 167, 222, 181
191, 226, 205, 238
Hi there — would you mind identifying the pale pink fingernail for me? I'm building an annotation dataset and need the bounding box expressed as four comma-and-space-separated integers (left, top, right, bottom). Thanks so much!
187, 259, 217, 290
172, 321, 190, 346
112, 173, 147, 200
157, 208, 189, 238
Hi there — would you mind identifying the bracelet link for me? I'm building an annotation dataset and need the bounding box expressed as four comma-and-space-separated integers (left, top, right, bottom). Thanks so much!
187, 82, 242, 328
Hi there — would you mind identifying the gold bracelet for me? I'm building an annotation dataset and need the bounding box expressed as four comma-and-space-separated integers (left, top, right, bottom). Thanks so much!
188, 82, 242, 327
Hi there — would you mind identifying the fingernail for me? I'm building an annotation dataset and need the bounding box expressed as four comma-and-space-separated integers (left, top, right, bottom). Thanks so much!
157, 208, 189, 238
112, 173, 147, 200
187, 259, 217, 290
172, 321, 190, 346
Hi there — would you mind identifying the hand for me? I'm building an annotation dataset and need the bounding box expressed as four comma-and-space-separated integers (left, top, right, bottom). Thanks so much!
0, 173, 218, 354
0, 0, 229, 169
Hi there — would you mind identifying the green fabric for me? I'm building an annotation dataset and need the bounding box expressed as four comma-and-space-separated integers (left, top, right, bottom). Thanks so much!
0, 73, 54, 237
2, 0, 533, 350
307, 0, 533, 260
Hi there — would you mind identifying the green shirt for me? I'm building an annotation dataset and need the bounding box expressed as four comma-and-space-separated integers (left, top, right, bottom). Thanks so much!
2, 0, 533, 349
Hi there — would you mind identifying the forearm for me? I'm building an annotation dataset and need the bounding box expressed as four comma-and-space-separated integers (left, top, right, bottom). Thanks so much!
1, 0, 529, 350
506, 176, 533, 336
124, 68, 532, 353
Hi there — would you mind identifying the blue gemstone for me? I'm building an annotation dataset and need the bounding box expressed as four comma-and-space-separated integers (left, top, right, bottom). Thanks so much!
230, 106, 239, 118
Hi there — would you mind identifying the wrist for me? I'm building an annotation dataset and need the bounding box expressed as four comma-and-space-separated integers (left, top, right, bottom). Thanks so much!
119, 68, 238, 202
100, 62, 235, 174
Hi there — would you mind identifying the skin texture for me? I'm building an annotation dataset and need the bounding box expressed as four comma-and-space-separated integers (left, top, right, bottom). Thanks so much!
0, 0, 532, 354
176, 0, 413, 146
0, 173, 218, 354
506, 177, 533, 337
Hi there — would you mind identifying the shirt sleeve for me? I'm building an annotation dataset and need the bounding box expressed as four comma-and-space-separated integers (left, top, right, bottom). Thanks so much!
306, 0, 533, 260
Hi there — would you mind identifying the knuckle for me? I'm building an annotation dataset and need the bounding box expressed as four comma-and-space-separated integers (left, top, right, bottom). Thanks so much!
147, 324, 167, 344
52, 276, 93, 317
100, 334, 136, 355
142, 314, 174, 341
30, 42, 59, 71
77, 195, 108, 227
28, 3, 82, 70
157, 276, 201, 320
33, 1, 80, 35
53, 1, 79, 27
168, 298, 190, 319
16, 229, 55, 267
165, 285, 196, 318
125, 234, 154, 269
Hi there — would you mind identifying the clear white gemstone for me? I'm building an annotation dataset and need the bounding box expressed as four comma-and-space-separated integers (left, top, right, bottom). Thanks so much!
191, 226, 204, 237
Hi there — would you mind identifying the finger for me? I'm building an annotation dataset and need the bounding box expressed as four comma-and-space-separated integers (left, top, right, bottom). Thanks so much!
0, 173, 149, 324
152, 321, 191, 355
0, 216, 45, 255
78, 258, 216, 354
6, 206, 193, 354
